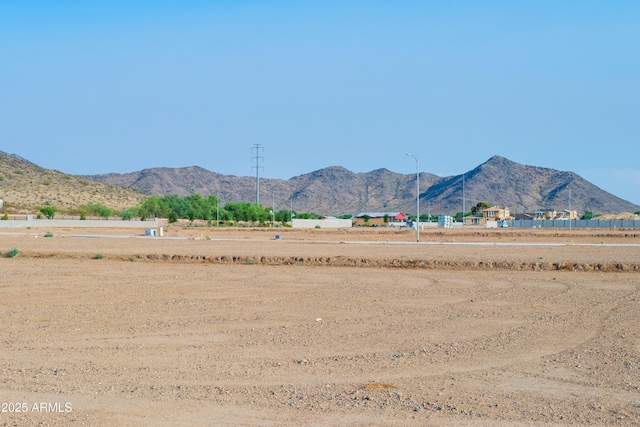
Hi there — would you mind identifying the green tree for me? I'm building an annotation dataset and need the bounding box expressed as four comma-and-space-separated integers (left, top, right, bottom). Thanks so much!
119, 210, 134, 221
581, 210, 594, 220
186, 193, 205, 220
383, 214, 390, 224
187, 209, 196, 223
39, 206, 56, 219
139, 196, 164, 219
296, 212, 321, 219
164, 194, 190, 218
419, 213, 431, 222
471, 201, 491, 215
224, 201, 252, 222
274, 209, 292, 222
96, 205, 113, 219
363, 214, 371, 225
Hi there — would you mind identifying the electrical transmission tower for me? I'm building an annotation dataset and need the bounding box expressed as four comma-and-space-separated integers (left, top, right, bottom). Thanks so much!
252, 144, 264, 205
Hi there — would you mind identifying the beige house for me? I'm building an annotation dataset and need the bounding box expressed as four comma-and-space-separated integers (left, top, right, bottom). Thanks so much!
352, 212, 407, 227
463, 206, 513, 226
558, 209, 579, 220
534, 209, 556, 220
534, 209, 578, 220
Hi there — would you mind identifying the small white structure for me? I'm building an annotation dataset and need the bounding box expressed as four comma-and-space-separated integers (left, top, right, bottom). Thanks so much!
438, 215, 454, 228
0, 199, 3, 210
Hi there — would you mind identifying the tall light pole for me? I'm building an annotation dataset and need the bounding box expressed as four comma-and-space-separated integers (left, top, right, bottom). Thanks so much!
271, 189, 275, 228
462, 173, 465, 226
406, 153, 419, 242
290, 195, 295, 225
568, 187, 572, 232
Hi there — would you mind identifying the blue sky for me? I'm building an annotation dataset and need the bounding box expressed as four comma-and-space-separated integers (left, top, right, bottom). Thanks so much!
2, 1, 639, 205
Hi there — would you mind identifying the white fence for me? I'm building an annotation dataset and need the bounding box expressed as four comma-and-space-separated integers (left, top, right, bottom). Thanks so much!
292, 218, 352, 229
0, 218, 159, 228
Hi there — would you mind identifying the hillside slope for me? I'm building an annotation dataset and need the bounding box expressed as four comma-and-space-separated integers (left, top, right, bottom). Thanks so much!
423, 156, 633, 216
0, 151, 146, 213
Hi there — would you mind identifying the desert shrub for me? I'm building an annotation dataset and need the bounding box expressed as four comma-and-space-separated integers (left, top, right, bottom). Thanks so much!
95, 253, 104, 259
44, 232, 54, 237
80, 203, 113, 219
315, 225, 321, 229
7, 248, 19, 258
39, 206, 56, 219
1, 213, 8, 220
97, 205, 113, 219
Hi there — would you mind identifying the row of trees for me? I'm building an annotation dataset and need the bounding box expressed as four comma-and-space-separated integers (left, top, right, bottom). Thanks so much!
33, 194, 325, 225
137, 194, 323, 224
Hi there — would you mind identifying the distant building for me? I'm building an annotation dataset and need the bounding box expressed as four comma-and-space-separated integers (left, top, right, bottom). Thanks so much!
534, 209, 556, 220
463, 206, 513, 226
352, 212, 406, 227
534, 209, 578, 220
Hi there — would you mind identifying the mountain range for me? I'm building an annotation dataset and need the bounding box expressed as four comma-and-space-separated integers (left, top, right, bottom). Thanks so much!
85, 155, 638, 216
0, 151, 637, 216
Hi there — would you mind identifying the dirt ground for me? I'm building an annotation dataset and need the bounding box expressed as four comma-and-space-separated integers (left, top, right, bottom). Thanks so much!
0, 225, 639, 426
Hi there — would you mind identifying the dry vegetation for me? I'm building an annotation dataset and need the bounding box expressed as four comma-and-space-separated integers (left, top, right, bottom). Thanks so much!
0, 153, 146, 213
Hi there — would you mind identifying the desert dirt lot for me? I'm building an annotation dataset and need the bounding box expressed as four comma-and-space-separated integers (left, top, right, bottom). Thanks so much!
0, 225, 639, 426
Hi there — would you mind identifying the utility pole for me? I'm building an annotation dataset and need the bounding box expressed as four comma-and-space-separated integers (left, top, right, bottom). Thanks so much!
252, 144, 264, 205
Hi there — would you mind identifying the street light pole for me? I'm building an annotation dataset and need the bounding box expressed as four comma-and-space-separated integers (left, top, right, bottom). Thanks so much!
569, 187, 572, 232
406, 153, 419, 242
290, 195, 294, 225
